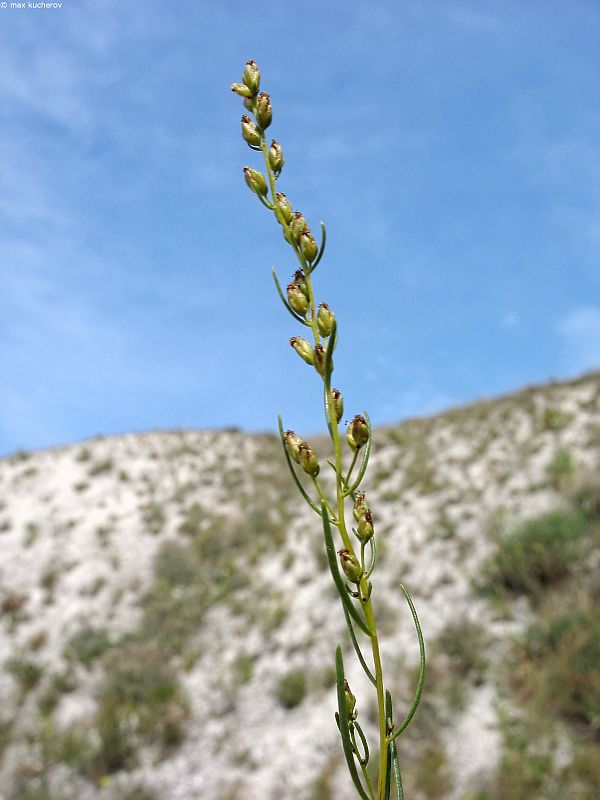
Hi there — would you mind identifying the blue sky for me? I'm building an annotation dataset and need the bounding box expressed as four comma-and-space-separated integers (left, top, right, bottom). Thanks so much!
1, 0, 599, 454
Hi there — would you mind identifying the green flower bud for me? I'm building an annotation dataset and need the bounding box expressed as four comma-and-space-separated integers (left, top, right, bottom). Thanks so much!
231, 82, 253, 98
293, 269, 309, 300
242, 59, 260, 95
243, 97, 256, 114
243, 166, 268, 196
287, 283, 309, 316
353, 492, 370, 523
344, 679, 357, 721
317, 303, 335, 337
299, 230, 318, 263
314, 343, 328, 377
256, 92, 272, 129
276, 192, 293, 224
290, 336, 315, 366
241, 115, 261, 147
268, 140, 284, 177
290, 211, 308, 244
347, 415, 369, 451
299, 442, 320, 476
338, 549, 362, 583
332, 388, 344, 423
357, 511, 374, 542
284, 430, 303, 464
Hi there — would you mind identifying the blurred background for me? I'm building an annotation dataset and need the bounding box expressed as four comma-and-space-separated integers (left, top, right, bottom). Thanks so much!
1, 0, 599, 455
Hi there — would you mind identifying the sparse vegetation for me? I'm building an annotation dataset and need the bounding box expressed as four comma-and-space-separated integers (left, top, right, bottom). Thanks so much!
275, 668, 307, 709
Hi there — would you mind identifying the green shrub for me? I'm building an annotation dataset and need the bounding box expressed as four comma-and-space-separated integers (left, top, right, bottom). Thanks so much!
64, 626, 112, 667
275, 668, 307, 709
88, 458, 113, 476
516, 599, 600, 732
141, 502, 166, 535
6, 656, 43, 692
434, 618, 489, 679
483, 510, 588, 598
541, 406, 573, 431
76, 642, 190, 776
547, 448, 575, 490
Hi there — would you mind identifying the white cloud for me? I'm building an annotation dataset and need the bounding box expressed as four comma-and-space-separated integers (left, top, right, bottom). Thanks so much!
557, 306, 600, 372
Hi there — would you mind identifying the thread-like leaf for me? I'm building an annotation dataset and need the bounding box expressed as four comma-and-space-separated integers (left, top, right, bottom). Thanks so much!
324, 318, 337, 386
342, 603, 376, 686
388, 585, 426, 741
353, 720, 370, 765
391, 742, 404, 800
308, 220, 327, 273
335, 646, 371, 800
322, 504, 372, 636
365, 537, 377, 579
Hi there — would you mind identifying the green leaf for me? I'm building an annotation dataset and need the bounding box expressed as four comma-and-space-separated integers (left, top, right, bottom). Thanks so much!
308, 220, 327, 273
342, 603, 376, 686
335, 646, 371, 800
388, 585, 426, 742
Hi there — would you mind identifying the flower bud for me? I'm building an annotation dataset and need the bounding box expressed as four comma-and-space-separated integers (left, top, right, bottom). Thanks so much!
243, 166, 268, 196
338, 549, 362, 583
268, 140, 284, 177
256, 92, 272, 129
344, 680, 357, 721
332, 388, 344, 423
290, 336, 315, 366
243, 97, 256, 114
293, 269, 309, 300
314, 344, 328, 377
290, 211, 308, 244
353, 492, 370, 523
347, 415, 369, 451
284, 430, 303, 464
276, 193, 293, 224
231, 82, 253, 98
317, 303, 335, 337
299, 231, 318, 263
299, 442, 320, 476
241, 115, 261, 147
287, 283, 309, 316
357, 511, 374, 542
242, 60, 260, 95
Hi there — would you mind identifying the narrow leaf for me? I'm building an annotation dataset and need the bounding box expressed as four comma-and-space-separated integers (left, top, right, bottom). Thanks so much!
391, 742, 404, 800
308, 220, 327, 272
342, 603, 376, 686
388, 585, 426, 741
335, 646, 371, 800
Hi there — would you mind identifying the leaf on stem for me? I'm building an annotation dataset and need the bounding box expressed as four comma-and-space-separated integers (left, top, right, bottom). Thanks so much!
307, 221, 327, 273
335, 646, 371, 800
387, 585, 426, 742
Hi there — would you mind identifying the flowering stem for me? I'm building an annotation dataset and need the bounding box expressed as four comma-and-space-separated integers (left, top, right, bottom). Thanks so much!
231, 61, 426, 799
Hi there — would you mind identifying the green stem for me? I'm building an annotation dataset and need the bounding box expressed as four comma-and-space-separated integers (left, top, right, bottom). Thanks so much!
363, 593, 388, 798
257, 118, 389, 800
